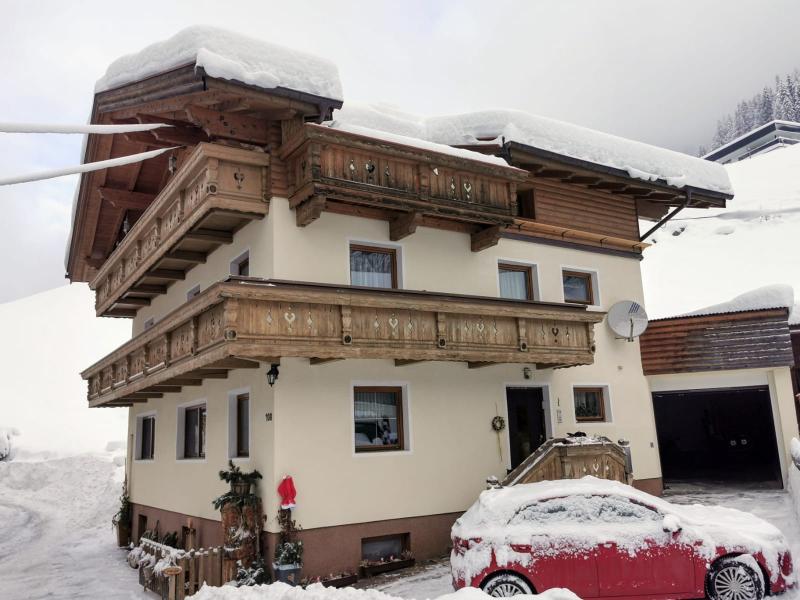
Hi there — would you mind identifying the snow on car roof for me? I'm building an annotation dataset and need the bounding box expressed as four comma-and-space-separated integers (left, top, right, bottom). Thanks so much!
451, 477, 789, 585
95, 26, 343, 101
331, 103, 733, 195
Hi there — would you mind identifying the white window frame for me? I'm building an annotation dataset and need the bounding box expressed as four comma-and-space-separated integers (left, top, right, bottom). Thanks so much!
186, 284, 201, 301
227, 387, 252, 461
176, 399, 208, 462
571, 383, 613, 424
351, 380, 412, 457
347, 239, 404, 289
230, 249, 251, 277
134, 411, 157, 462
560, 265, 601, 309
496, 258, 541, 301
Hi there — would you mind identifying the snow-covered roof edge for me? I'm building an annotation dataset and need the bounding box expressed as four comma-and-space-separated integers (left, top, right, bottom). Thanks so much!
703, 119, 800, 160
95, 26, 343, 102
659, 284, 795, 320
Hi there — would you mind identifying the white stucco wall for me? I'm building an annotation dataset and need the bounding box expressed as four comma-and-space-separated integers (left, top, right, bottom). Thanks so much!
125, 195, 661, 531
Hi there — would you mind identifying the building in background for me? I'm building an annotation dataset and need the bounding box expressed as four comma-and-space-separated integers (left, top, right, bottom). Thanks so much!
704, 120, 800, 164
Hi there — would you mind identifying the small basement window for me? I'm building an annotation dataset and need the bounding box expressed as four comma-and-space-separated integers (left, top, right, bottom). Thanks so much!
574, 387, 607, 422
562, 270, 596, 305
230, 250, 250, 277
517, 189, 536, 219
361, 534, 409, 562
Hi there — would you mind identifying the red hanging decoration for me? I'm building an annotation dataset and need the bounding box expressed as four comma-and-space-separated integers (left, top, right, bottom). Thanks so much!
278, 475, 297, 509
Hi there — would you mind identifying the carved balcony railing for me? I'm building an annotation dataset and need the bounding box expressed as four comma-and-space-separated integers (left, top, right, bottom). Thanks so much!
83, 279, 604, 407
90, 143, 270, 317
280, 125, 528, 250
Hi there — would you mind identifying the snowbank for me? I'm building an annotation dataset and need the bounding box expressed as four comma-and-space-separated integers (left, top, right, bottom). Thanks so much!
0, 284, 129, 454
790, 440, 800, 527
679, 284, 794, 318
331, 104, 732, 195
642, 144, 800, 318
192, 582, 580, 600
96, 26, 343, 101
451, 477, 790, 585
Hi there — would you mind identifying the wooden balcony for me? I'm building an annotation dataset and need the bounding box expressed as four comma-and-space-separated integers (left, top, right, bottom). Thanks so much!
280, 124, 528, 250
90, 144, 270, 317
83, 279, 604, 407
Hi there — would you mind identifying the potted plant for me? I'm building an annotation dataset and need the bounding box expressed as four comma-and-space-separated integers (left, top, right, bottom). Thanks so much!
272, 509, 303, 584
111, 488, 132, 547
219, 460, 263, 496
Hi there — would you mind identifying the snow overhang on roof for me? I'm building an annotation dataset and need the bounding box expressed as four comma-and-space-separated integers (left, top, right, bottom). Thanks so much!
330, 104, 734, 199
668, 284, 795, 320
95, 25, 343, 102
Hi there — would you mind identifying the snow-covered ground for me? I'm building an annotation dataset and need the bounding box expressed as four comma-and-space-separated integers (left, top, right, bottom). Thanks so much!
0, 451, 140, 599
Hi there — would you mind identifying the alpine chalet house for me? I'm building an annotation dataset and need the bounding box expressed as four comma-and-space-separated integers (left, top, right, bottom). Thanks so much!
67, 27, 733, 577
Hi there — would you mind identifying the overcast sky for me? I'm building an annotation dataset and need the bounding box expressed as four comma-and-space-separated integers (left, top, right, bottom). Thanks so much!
1, 0, 798, 304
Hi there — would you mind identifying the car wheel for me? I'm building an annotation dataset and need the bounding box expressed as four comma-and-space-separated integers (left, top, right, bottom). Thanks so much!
481, 573, 534, 597
706, 556, 765, 600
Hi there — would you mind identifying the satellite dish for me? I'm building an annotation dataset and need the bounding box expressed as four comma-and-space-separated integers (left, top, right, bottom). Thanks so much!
607, 301, 649, 341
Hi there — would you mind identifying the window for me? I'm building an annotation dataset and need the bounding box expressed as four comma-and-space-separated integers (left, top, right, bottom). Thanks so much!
231, 250, 250, 277
499, 263, 534, 300
183, 404, 207, 459
361, 534, 408, 562
563, 270, 595, 305
354, 387, 404, 452
350, 245, 397, 289
574, 387, 606, 422
235, 393, 249, 458
137, 414, 155, 460
187, 285, 201, 301
143, 317, 156, 331
517, 189, 536, 219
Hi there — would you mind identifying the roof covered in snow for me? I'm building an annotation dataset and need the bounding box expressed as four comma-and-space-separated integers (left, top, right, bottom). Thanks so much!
95, 26, 343, 102
330, 104, 733, 195
642, 144, 800, 320
677, 284, 794, 319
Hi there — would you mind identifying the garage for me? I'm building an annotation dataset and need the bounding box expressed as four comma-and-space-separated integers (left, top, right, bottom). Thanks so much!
652, 386, 782, 484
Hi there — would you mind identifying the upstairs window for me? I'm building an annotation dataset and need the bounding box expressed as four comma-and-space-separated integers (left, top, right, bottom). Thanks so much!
231, 250, 250, 277
562, 270, 595, 305
574, 387, 607, 422
350, 245, 398, 289
183, 404, 207, 459
499, 263, 534, 301
517, 189, 536, 219
137, 414, 155, 460
354, 386, 404, 452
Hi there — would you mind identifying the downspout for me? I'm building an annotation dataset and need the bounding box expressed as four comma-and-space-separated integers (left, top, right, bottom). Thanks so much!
639, 190, 692, 242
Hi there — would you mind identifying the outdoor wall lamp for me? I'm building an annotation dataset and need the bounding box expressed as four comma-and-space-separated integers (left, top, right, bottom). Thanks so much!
266, 364, 280, 387
523, 367, 532, 380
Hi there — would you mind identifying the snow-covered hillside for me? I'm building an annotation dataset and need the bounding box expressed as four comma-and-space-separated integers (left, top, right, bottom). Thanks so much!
0, 284, 129, 454
642, 144, 800, 318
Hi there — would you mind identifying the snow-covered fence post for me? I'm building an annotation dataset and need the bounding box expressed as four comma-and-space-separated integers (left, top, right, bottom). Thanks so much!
162, 565, 181, 600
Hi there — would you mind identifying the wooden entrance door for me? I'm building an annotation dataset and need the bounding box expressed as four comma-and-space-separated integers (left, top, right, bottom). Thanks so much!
506, 387, 546, 469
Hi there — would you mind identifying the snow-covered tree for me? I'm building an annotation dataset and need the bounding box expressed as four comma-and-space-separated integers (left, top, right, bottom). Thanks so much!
0, 427, 20, 461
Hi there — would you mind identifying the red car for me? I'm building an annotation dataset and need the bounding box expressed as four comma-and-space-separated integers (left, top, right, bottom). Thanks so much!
451, 477, 794, 600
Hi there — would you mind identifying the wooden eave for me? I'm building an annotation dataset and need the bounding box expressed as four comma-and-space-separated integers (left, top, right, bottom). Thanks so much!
502, 141, 732, 213
507, 219, 650, 254
66, 64, 342, 284
640, 308, 793, 376
83, 278, 604, 407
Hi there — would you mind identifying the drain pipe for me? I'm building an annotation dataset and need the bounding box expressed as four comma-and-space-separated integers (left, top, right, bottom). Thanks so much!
640, 190, 692, 242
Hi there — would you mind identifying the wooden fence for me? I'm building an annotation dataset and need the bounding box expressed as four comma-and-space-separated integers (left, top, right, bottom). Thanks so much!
137, 538, 225, 599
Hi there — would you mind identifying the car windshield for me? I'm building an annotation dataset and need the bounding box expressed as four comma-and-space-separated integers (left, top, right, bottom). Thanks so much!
509, 494, 661, 525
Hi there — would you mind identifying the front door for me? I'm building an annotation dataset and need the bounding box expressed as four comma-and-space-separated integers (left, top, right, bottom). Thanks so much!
506, 387, 546, 469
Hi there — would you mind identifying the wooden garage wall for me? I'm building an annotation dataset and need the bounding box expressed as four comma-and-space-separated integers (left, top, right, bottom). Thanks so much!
640, 308, 794, 375
530, 179, 640, 241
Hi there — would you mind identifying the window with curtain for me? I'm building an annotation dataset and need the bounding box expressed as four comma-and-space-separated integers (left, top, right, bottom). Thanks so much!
563, 270, 594, 304
236, 394, 249, 458
184, 404, 207, 459
574, 387, 606, 422
139, 415, 155, 460
499, 263, 533, 300
354, 387, 404, 452
350, 245, 397, 289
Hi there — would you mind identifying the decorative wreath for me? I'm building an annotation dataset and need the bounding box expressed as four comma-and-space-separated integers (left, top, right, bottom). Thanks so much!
491, 415, 506, 432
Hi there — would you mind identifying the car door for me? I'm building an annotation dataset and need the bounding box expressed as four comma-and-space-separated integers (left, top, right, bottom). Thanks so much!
509, 497, 600, 598
591, 496, 696, 597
